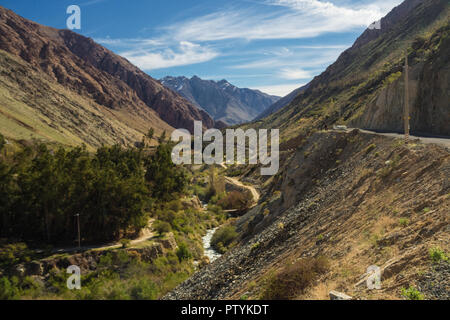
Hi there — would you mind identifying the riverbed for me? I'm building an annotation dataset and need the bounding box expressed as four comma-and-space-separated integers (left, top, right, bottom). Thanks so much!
202, 228, 221, 262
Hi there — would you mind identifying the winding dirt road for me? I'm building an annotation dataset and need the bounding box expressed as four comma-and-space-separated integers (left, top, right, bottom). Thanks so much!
224, 176, 260, 206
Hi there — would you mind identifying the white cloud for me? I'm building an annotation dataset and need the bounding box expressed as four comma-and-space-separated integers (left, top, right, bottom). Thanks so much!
163, 0, 396, 42
96, 38, 165, 47
93, 0, 402, 79
253, 83, 306, 96
120, 41, 219, 71
278, 68, 312, 80
80, 0, 109, 6
231, 45, 343, 70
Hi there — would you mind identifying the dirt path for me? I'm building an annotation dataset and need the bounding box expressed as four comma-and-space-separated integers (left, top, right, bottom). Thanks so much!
44, 219, 155, 255
224, 176, 260, 206
100, 219, 155, 251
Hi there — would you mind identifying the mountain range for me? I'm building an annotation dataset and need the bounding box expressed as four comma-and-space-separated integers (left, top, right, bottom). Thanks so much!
160, 76, 280, 125
0, 6, 217, 149
255, 84, 308, 120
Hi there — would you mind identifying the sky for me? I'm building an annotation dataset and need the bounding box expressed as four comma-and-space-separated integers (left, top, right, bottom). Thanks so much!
2, 0, 403, 96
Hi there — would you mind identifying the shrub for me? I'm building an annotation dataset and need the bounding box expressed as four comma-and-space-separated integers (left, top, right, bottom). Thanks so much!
0, 133, 5, 151
157, 210, 177, 225
398, 218, 410, 227
166, 200, 182, 212
209, 192, 226, 205
365, 144, 377, 154
251, 242, 261, 250
154, 221, 172, 236
217, 191, 252, 211
0, 276, 20, 300
261, 257, 329, 300
211, 225, 238, 254
120, 239, 131, 248
130, 278, 158, 300
176, 243, 192, 262
204, 186, 217, 203
383, 72, 402, 86
0, 242, 34, 269
401, 287, 425, 300
429, 247, 448, 263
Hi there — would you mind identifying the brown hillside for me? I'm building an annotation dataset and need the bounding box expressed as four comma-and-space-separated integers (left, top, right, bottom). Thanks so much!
0, 6, 215, 148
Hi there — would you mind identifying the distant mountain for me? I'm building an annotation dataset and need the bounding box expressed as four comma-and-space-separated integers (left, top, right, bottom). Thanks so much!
254, 0, 449, 138
0, 6, 216, 149
255, 84, 309, 120
160, 76, 280, 125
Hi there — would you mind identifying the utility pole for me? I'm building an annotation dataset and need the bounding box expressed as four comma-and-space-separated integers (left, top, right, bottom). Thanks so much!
75, 214, 81, 249
404, 48, 410, 142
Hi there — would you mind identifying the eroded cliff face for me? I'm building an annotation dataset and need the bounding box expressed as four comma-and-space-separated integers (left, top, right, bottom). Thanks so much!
255, 0, 449, 141
351, 33, 450, 136
414, 38, 450, 135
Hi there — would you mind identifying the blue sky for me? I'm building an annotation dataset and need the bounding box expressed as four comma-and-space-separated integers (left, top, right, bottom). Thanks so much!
2, 0, 402, 96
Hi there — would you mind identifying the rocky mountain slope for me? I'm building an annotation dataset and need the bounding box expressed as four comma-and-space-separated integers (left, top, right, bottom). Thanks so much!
250, 0, 449, 139
160, 76, 279, 125
0, 6, 216, 148
165, 130, 449, 300
255, 84, 308, 120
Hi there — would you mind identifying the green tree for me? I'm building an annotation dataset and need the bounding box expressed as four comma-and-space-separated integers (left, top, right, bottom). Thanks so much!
176, 243, 192, 262
146, 128, 155, 141
1, 143, 150, 244
154, 221, 171, 236
158, 130, 167, 144
145, 143, 187, 199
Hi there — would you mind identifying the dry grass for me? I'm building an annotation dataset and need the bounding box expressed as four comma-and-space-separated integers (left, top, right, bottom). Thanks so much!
260, 257, 329, 300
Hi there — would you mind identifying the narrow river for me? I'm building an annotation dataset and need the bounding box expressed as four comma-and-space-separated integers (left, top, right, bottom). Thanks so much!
202, 227, 221, 262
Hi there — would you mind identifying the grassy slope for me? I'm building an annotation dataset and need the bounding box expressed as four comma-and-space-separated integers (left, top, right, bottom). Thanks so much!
0, 50, 173, 150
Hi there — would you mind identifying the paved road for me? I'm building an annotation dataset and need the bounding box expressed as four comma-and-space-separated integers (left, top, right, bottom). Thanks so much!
359, 129, 450, 149
333, 128, 450, 149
